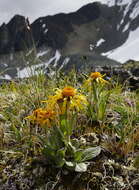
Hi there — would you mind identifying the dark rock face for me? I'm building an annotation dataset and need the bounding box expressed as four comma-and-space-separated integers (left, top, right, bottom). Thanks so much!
0, 3, 100, 54
131, 68, 139, 77
31, 2, 100, 49
0, 0, 138, 56
0, 15, 32, 54
95, 65, 139, 90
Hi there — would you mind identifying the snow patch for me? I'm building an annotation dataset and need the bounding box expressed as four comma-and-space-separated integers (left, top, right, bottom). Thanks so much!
17, 62, 48, 79
17, 50, 61, 78
59, 57, 70, 70
89, 44, 94, 51
53, 50, 61, 67
44, 28, 48, 34
105, 0, 132, 7
37, 49, 49, 58
130, 1, 139, 19
101, 27, 139, 63
3, 63, 8, 67
5, 74, 12, 80
123, 22, 130, 32
96, 39, 105, 47
0, 74, 12, 80
42, 24, 46, 28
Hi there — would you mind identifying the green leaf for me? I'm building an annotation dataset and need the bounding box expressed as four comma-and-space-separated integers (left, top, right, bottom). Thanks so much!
61, 119, 67, 127
75, 163, 88, 172
74, 150, 83, 162
55, 158, 65, 168
43, 146, 55, 158
65, 161, 75, 167
11, 124, 21, 141
60, 118, 73, 137
48, 126, 65, 148
81, 146, 101, 162
57, 148, 66, 157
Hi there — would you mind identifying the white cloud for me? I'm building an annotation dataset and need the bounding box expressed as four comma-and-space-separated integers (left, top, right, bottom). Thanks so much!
0, 0, 107, 25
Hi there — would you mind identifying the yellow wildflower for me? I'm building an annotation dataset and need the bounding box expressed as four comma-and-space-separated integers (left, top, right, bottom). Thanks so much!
90, 72, 103, 79
91, 72, 108, 83
70, 94, 88, 111
62, 86, 76, 97
43, 86, 88, 114
85, 72, 108, 85
26, 108, 56, 127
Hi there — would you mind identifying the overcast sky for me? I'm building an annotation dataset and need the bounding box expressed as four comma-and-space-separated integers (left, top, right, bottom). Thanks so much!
0, 0, 107, 25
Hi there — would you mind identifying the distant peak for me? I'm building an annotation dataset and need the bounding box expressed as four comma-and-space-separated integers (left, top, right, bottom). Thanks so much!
8, 15, 25, 24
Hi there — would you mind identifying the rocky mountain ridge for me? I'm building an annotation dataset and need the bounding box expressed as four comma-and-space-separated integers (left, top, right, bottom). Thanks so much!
0, 0, 139, 79
0, 3, 100, 54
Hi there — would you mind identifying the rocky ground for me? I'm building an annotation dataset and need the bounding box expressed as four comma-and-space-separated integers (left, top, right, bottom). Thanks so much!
1, 133, 139, 190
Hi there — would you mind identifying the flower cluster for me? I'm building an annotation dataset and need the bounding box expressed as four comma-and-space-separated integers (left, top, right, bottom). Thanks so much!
26, 86, 88, 126
26, 72, 109, 127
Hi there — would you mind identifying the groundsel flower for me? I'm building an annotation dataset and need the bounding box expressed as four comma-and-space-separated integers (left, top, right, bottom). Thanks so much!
43, 86, 88, 114
85, 72, 108, 85
26, 108, 56, 127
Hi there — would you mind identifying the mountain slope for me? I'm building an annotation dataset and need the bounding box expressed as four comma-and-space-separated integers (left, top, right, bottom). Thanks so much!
0, 0, 139, 79
100, 0, 139, 62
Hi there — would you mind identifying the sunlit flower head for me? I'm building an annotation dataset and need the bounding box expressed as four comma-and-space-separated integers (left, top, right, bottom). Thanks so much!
43, 86, 88, 114
26, 108, 56, 127
62, 86, 76, 97
85, 72, 108, 85
70, 94, 88, 111
90, 72, 103, 79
